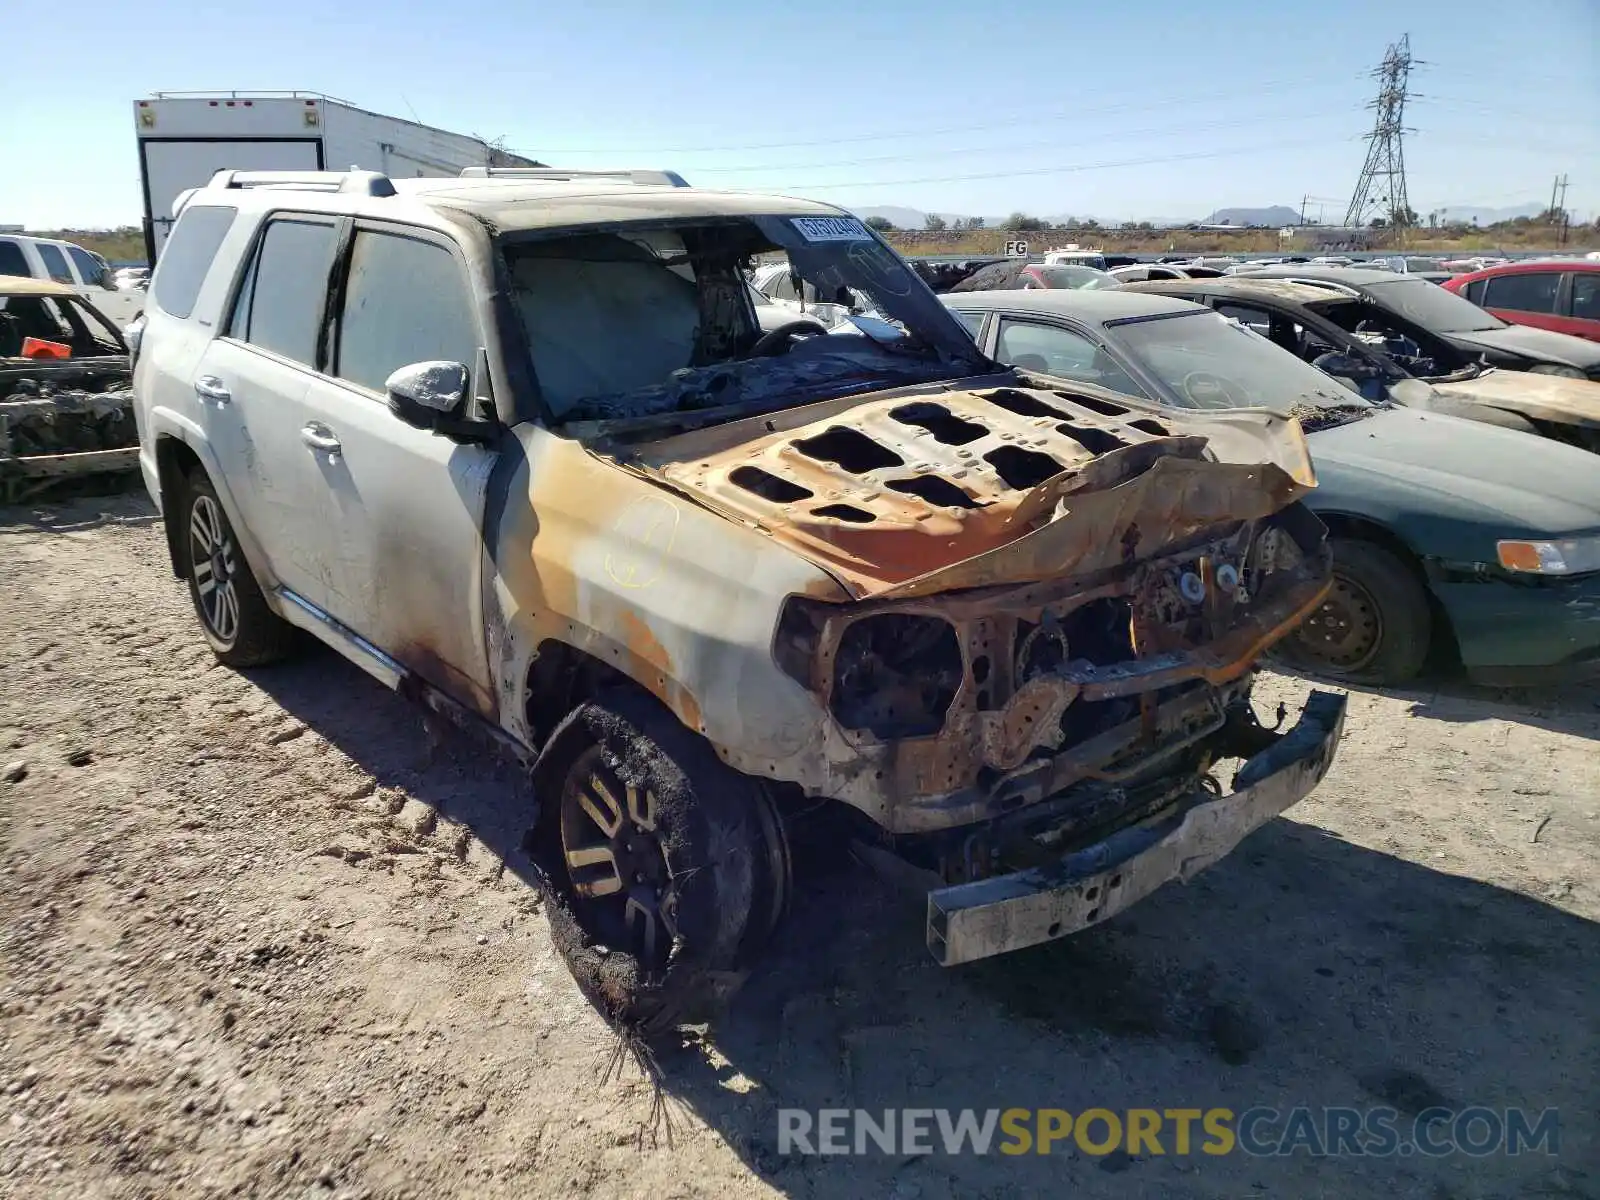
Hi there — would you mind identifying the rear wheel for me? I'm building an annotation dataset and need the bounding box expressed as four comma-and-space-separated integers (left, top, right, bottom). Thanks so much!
1277, 537, 1431, 685
528, 690, 789, 1036
180, 471, 299, 667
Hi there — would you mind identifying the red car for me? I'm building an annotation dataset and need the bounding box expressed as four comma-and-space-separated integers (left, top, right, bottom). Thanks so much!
1443, 259, 1600, 344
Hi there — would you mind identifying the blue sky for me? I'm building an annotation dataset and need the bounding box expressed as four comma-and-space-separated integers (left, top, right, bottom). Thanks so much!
3, 0, 1596, 229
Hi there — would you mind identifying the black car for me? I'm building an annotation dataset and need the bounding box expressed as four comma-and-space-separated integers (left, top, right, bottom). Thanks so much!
1243, 266, 1600, 381
1122, 276, 1600, 452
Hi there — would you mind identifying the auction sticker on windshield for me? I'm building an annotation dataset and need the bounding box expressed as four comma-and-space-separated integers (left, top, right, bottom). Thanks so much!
793, 217, 872, 242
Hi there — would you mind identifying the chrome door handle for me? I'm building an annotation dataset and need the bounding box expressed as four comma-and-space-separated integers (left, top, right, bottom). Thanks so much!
300, 423, 342, 454
194, 375, 231, 405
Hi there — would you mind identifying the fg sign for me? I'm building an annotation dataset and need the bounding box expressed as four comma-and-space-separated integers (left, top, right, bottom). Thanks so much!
1004, 239, 1029, 258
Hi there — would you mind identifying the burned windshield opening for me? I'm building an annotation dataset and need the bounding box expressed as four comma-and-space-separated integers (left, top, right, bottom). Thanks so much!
501, 215, 985, 425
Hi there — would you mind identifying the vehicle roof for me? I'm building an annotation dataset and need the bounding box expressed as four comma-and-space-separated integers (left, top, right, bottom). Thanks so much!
0, 274, 80, 297
1446, 258, 1600, 283
1245, 265, 1421, 287
196, 177, 851, 233
1123, 277, 1352, 306
940, 287, 1202, 323
0, 233, 70, 249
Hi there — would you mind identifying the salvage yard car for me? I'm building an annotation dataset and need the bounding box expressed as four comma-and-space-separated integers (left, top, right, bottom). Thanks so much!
1123, 276, 1600, 452
0, 276, 139, 502
133, 167, 1346, 1031
1247, 266, 1600, 384
944, 288, 1600, 686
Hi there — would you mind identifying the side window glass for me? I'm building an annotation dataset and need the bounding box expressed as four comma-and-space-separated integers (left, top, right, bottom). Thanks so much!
67, 246, 105, 286
1483, 272, 1559, 315
995, 320, 1148, 399
1568, 275, 1600, 322
230, 219, 337, 367
949, 309, 985, 336
1463, 279, 1486, 305
1214, 303, 1273, 337
152, 205, 237, 319
336, 230, 477, 393
36, 244, 73, 284
0, 240, 29, 276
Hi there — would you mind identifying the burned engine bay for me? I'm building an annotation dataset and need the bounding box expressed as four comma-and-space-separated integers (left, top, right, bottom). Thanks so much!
623, 380, 1334, 839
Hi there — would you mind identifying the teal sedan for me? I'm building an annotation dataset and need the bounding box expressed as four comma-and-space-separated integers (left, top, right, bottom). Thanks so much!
942, 289, 1600, 686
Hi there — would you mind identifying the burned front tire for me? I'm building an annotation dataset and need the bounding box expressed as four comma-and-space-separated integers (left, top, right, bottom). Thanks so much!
527, 690, 788, 1036
179, 470, 299, 668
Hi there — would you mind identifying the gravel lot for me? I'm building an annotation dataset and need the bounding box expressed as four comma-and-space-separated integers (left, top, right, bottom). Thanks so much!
2, 495, 1597, 1200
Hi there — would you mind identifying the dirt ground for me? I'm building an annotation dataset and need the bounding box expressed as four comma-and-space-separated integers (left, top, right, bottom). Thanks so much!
2, 494, 1597, 1200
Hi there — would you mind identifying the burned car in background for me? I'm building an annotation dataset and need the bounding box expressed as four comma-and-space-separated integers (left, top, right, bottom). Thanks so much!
1130, 275, 1600, 453
134, 175, 1345, 1032
0, 276, 138, 502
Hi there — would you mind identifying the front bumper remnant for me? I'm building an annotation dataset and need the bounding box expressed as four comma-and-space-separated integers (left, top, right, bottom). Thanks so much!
926, 689, 1347, 966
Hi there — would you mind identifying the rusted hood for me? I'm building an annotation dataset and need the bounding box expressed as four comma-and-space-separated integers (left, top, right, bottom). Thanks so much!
1433, 369, 1600, 430
629, 384, 1315, 599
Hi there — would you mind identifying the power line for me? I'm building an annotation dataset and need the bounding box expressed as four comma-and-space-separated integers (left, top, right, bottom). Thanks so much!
515, 75, 1367, 158
757, 136, 1329, 193
689, 110, 1363, 176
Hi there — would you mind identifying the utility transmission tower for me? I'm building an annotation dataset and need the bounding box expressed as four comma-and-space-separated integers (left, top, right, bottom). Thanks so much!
1344, 35, 1418, 239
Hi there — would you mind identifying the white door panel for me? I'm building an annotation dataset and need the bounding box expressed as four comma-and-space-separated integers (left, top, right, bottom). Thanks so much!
193, 340, 339, 602
297, 379, 497, 714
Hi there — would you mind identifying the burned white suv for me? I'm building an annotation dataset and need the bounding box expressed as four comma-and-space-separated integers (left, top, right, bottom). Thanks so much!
133, 167, 1344, 1031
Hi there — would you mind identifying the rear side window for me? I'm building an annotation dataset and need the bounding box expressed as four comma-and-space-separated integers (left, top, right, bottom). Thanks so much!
36, 243, 72, 284
0, 240, 31, 276
1569, 275, 1600, 322
335, 230, 477, 393
66, 246, 105, 286
948, 308, 985, 336
152, 205, 237, 319
228, 218, 337, 367
1484, 271, 1560, 315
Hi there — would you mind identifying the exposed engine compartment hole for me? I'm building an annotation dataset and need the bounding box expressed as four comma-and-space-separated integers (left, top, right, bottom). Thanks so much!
971, 654, 991, 684
982, 389, 1067, 419
1129, 418, 1169, 436
812, 503, 875, 523
886, 475, 980, 510
1055, 422, 1126, 455
888, 402, 989, 446
729, 465, 813, 503
984, 445, 1066, 490
831, 614, 962, 738
794, 426, 904, 473
1056, 391, 1130, 417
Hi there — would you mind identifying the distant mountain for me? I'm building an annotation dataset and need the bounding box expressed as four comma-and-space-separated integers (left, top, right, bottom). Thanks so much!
1203, 206, 1304, 227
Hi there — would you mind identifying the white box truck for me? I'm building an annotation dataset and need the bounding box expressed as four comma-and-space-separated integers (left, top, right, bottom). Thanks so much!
133, 91, 540, 262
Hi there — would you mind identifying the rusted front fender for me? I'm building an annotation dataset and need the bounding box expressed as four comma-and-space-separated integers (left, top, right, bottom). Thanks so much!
488, 425, 846, 758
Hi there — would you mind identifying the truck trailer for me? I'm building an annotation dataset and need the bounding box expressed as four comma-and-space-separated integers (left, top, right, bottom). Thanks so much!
133, 91, 540, 262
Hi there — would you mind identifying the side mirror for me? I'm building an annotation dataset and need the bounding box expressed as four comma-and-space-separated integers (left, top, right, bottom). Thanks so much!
385, 360, 496, 443
387, 360, 467, 421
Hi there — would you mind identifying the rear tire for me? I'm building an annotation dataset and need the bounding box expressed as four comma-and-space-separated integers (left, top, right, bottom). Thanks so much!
179, 470, 299, 668
1277, 537, 1432, 685
527, 689, 788, 1036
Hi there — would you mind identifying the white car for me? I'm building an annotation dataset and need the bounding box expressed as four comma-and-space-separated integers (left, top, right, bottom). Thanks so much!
131, 164, 1344, 1029
0, 233, 146, 327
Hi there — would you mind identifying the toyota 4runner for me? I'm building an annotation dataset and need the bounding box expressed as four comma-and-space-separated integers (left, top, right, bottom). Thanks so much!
133, 167, 1346, 1031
